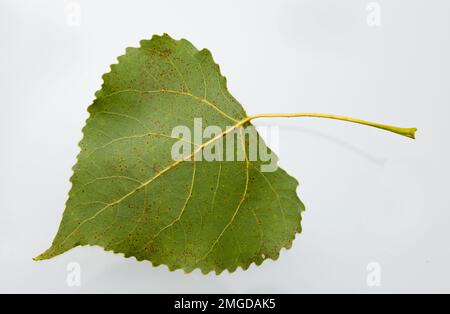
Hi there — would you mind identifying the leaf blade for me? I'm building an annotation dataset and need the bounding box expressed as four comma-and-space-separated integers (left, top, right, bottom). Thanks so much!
35, 34, 305, 274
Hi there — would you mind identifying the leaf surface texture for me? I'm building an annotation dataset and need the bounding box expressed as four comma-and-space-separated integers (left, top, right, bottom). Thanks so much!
36, 34, 305, 274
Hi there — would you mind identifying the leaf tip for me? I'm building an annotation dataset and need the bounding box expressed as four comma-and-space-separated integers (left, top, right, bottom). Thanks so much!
33, 246, 59, 262
32, 254, 44, 262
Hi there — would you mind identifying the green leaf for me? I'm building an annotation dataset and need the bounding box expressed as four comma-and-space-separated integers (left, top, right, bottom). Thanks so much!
35, 34, 305, 274
35, 34, 417, 273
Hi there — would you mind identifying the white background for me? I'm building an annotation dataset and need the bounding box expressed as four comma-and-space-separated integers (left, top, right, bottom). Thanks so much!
1, 0, 449, 293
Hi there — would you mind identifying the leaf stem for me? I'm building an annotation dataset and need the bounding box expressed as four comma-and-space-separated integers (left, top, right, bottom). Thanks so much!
245, 113, 417, 139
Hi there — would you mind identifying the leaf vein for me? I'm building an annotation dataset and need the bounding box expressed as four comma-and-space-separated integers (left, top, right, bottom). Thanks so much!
101, 89, 239, 123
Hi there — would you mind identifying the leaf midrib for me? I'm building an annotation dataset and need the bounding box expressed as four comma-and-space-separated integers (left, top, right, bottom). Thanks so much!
57, 115, 252, 249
